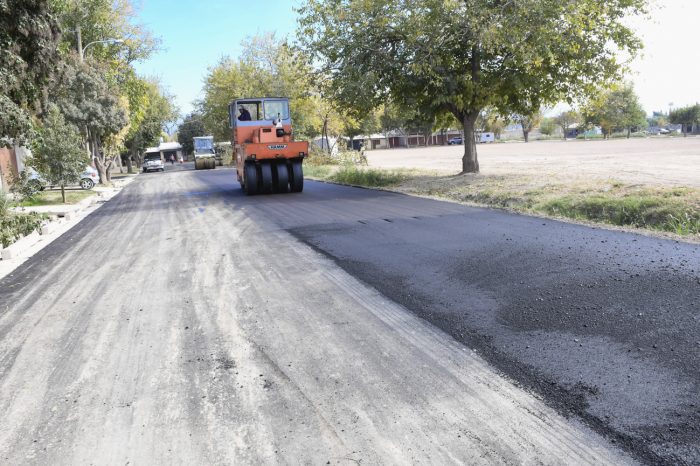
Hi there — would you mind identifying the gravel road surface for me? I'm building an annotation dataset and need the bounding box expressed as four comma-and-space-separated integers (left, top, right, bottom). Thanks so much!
1, 164, 696, 464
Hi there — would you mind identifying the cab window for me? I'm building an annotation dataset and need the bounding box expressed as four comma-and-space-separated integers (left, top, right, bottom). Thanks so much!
231, 101, 262, 124
263, 100, 290, 121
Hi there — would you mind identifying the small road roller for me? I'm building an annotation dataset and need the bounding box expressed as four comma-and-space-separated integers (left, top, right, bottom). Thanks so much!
229, 97, 307, 194
193, 136, 217, 170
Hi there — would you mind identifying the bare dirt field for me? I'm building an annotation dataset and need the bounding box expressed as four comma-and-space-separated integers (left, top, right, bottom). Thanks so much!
367, 137, 700, 188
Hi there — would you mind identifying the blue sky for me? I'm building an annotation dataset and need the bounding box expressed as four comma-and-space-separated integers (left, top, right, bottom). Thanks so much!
134, 0, 699, 117
133, 0, 301, 115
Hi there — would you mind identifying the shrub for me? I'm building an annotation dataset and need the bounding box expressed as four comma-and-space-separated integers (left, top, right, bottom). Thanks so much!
329, 166, 406, 187
538, 195, 700, 234
0, 211, 44, 248
0, 191, 9, 217
9, 169, 41, 202
306, 144, 338, 166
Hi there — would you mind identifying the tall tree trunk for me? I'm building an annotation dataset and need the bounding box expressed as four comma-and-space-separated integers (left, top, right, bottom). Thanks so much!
523, 129, 530, 142
627, 127, 631, 138
92, 134, 108, 185
322, 114, 330, 154
105, 157, 113, 183
461, 114, 479, 173
60, 184, 65, 204
127, 147, 134, 174
423, 127, 431, 146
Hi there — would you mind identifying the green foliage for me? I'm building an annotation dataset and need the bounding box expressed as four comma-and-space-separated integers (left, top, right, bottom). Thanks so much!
343, 110, 380, 141
583, 83, 647, 138
539, 117, 557, 136
306, 144, 337, 166
57, 0, 160, 67
298, 0, 648, 172
0, 211, 44, 248
29, 105, 89, 202
177, 113, 207, 155
0, 0, 62, 145
15, 189, 94, 206
538, 195, 700, 234
9, 169, 42, 202
513, 110, 543, 141
198, 33, 320, 142
648, 112, 668, 128
123, 77, 178, 166
669, 104, 700, 134
479, 110, 508, 138
328, 166, 406, 187
56, 59, 129, 142
554, 111, 581, 139
0, 191, 8, 217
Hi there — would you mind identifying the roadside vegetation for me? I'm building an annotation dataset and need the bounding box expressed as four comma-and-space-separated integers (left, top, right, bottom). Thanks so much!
14, 190, 94, 207
305, 153, 700, 238
0, 192, 44, 249
2, 0, 178, 190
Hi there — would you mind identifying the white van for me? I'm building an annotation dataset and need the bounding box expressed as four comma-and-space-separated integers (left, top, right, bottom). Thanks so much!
476, 132, 495, 143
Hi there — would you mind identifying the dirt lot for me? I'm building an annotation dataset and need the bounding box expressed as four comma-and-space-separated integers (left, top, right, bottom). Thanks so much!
367, 137, 700, 188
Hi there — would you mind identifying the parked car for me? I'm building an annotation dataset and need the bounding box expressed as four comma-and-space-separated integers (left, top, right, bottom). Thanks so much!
448, 137, 463, 145
143, 154, 165, 172
27, 166, 99, 191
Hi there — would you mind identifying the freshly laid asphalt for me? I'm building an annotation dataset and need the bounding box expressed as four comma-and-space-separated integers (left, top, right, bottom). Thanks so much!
1, 164, 698, 464
211, 171, 699, 464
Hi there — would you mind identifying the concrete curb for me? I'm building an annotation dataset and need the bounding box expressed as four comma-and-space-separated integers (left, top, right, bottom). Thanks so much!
1, 231, 41, 260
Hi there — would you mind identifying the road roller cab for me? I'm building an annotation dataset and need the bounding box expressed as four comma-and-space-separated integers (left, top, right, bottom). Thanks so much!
229, 97, 307, 194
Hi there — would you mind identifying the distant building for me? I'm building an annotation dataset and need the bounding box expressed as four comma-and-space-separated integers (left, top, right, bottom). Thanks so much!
145, 141, 184, 162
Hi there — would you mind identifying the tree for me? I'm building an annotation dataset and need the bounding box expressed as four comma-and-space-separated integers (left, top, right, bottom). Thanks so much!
55, 59, 129, 183
379, 101, 410, 146
198, 57, 261, 141
539, 117, 556, 137
29, 106, 89, 203
298, 0, 648, 173
343, 110, 380, 148
648, 112, 668, 128
669, 104, 700, 137
58, 0, 159, 68
198, 34, 319, 142
478, 110, 508, 140
554, 111, 581, 140
314, 92, 345, 153
123, 77, 178, 172
177, 113, 207, 156
0, 0, 62, 145
584, 84, 647, 138
514, 110, 543, 142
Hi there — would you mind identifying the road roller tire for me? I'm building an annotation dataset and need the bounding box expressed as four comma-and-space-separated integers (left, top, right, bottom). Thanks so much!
194, 159, 202, 170
290, 161, 304, 193
275, 163, 289, 193
244, 163, 258, 195
260, 163, 273, 194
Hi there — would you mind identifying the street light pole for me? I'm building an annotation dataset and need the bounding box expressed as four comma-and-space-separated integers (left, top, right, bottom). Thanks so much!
81, 38, 124, 61
77, 26, 84, 62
